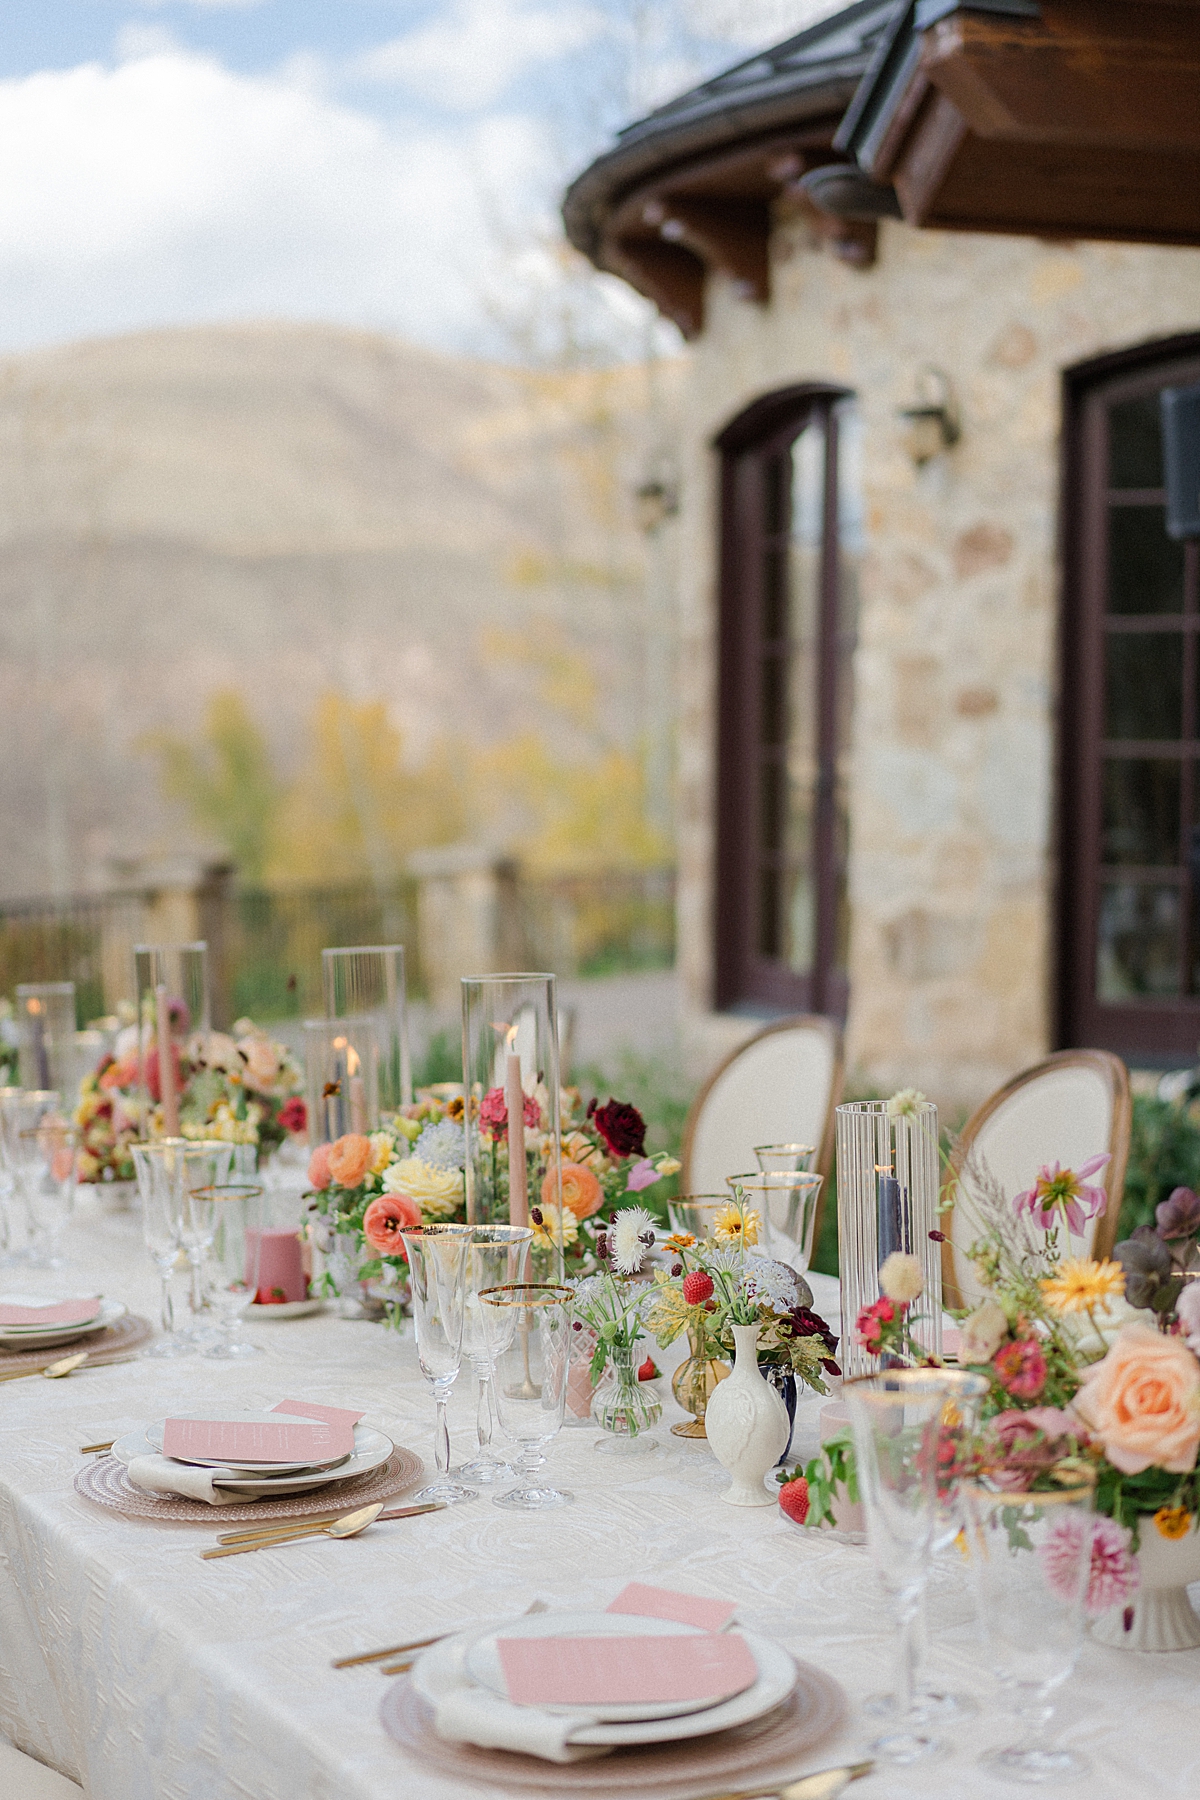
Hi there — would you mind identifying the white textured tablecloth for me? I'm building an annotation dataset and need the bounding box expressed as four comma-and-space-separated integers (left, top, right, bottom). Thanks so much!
1, 1194, 1198, 1800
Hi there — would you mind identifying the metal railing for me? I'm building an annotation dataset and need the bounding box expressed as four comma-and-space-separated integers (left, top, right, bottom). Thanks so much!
0, 866, 676, 1025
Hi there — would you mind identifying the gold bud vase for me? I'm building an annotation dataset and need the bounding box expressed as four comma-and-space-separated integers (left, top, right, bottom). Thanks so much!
670, 1322, 730, 1439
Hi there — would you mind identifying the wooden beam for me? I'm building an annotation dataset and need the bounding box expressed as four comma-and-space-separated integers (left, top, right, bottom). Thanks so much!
654, 198, 771, 302
606, 236, 706, 338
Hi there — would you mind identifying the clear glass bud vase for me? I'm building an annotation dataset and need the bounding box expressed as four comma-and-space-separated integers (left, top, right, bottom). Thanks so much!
591, 1340, 661, 1452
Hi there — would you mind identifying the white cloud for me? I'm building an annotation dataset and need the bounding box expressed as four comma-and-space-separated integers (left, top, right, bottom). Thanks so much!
0, 47, 601, 357
350, 0, 605, 111
691, 0, 849, 47
115, 23, 181, 60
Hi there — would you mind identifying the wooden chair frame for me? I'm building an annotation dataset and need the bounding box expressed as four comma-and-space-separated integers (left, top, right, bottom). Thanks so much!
941, 1049, 1132, 1311
680, 1014, 845, 1248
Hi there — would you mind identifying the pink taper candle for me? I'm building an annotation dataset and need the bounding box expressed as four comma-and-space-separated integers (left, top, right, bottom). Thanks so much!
156, 983, 180, 1137
505, 1048, 528, 1227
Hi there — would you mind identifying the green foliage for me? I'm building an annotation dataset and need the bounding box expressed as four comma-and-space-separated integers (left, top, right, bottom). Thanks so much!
412, 1028, 463, 1089
147, 691, 283, 882
776, 1429, 858, 1529
1117, 1094, 1200, 1239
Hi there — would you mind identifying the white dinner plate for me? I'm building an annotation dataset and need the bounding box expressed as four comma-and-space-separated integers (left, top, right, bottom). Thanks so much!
0, 1297, 126, 1350
246, 1297, 325, 1319
464, 1613, 757, 1723
415, 1616, 796, 1748
143, 1411, 351, 1475
111, 1419, 394, 1496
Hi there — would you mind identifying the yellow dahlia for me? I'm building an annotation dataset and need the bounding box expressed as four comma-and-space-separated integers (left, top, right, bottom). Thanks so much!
714, 1203, 761, 1247
1040, 1257, 1126, 1315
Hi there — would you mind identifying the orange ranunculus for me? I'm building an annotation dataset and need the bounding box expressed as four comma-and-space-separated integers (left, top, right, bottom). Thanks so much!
307, 1143, 333, 1191
327, 1133, 373, 1188
1074, 1322, 1200, 1474
99, 1051, 139, 1091
362, 1192, 422, 1258
554, 1160, 604, 1220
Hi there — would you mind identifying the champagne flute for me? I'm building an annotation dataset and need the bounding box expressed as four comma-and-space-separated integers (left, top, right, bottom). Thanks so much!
189, 1184, 263, 1359
843, 1368, 955, 1764
963, 1473, 1096, 1783
174, 1141, 234, 1338
460, 1224, 532, 1483
480, 1282, 573, 1510
399, 1224, 477, 1506
16, 1111, 78, 1270
132, 1140, 192, 1357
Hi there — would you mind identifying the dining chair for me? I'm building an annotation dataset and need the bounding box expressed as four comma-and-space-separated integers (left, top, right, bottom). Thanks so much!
0, 1739, 84, 1797
941, 1049, 1132, 1310
680, 1015, 844, 1245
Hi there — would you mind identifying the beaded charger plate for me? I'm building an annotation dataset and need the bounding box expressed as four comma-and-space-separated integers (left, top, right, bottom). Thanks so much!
74, 1446, 424, 1523
0, 1311, 153, 1373
379, 1660, 846, 1799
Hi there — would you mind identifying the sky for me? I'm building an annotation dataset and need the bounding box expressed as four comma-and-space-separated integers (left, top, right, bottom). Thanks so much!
0, 0, 843, 364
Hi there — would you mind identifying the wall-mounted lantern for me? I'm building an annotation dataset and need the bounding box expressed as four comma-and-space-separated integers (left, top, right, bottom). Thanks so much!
898, 365, 961, 466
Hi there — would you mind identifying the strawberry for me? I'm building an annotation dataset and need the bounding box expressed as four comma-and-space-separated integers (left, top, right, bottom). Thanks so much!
637, 1355, 659, 1381
682, 1270, 714, 1305
778, 1476, 810, 1525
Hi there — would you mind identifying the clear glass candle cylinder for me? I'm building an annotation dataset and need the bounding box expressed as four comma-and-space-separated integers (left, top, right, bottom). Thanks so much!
321, 945, 411, 1115
462, 974, 563, 1273
302, 1017, 379, 1144
836, 1099, 942, 1376
15, 983, 76, 1097
134, 943, 209, 1140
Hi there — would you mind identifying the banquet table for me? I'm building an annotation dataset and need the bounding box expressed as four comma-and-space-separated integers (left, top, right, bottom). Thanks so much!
1, 1192, 1198, 1800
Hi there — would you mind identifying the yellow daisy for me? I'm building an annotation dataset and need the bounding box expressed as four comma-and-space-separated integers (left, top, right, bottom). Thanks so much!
1039, 1257, 1126, 1315
713, 1203, 761, 1247
529, 1203, 578, 1251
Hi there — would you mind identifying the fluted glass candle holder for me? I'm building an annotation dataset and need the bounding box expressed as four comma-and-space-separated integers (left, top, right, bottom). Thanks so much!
836, 1098, 941, 1377
321, 945, 412, 1115
15, 983, 76, 1098
462, 974, 563, 1277
134, 944, 209, 1140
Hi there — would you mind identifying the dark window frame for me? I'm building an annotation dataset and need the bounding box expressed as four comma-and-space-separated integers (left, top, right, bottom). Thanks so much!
713, 383, 853, 1018
1058, 332, 1200, 1060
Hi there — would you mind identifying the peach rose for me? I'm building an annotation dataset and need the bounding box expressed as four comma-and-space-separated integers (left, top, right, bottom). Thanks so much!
362, 1192, 422, 1258
552, 1161, 603, 1220
327, 1133, 373, 1188
1074, 1322, 1200, 1474
307, 1143, 333, 1191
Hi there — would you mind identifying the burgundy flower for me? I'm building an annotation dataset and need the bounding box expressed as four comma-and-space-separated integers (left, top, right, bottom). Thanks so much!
592, 1099, 646, 1159
1156, 1186, 1200, 1242
276, 1096, 307, 1136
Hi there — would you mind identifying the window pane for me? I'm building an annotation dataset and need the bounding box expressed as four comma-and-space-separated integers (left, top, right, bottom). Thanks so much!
1104, 632, 1182, 739
771, 420, 824, 979
1108, 393, 1164, 489
1097, 882, 1180, 999
1101, 759, 1181, 865
1107, 506, 1184, 614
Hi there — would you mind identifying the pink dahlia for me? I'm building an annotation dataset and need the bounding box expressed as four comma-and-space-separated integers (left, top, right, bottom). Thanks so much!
993, 1338, 1047, 1400
1038, 1512, 1139, 1616
1014, 1155, 1110, 1237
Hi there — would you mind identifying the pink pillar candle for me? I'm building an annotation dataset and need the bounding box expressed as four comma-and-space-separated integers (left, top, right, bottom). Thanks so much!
246, 1229, 308, 1304
505, 1049, 528, 1227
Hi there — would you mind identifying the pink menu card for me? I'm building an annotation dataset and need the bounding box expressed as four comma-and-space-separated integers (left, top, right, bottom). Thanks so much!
607, 1582, 737, 1631
497, 1632, 758, 1708
161, 1416, 354, 1464
271, 1399, 365, 1428
0, 1297, 101, 1327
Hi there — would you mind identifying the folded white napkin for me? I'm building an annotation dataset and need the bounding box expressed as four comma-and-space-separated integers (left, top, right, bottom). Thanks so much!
126, 1454, 251, 1506
428, 1638, 608, 1764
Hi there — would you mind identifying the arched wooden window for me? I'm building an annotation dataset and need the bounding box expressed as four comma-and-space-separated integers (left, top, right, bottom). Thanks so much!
1060, 334, 1200, 1059
714, 386, 860, 1017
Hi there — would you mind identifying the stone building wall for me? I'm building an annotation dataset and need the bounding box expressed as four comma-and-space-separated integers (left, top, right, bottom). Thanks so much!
674, 217, 1200, 1112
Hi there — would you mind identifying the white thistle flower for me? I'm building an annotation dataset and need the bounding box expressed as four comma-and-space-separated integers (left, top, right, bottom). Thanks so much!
879, 1251, 924, 1303
886, 1088, 927, 1119
610, 1206, 657, 1274
742, 1259, 797, 1314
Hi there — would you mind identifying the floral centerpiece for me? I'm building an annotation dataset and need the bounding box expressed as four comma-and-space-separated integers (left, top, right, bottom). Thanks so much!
306, 1108, 466, 1304
789, 1134, 1200, 1641
75, 1016, 306, 1182
522, 1090, 679, 1265
648, 1207, 840, 1404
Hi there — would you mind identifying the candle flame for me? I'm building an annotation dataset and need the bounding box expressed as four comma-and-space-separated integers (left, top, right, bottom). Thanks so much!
874, 1164, 893, 1175
27, 997, 43, 1015
505, 1023, 519, 1051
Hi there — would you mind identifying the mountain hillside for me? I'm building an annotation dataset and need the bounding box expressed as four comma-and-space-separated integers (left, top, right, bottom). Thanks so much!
0, 324, 678, 898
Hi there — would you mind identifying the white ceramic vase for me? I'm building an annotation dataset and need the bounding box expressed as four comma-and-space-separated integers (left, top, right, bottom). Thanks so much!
703, 1323, 790, 1506
1092, 1523, 1200, 1652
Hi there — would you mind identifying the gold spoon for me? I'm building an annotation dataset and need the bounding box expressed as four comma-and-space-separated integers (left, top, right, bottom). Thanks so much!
201, 1502, 388, 1559
694, 1764, 873, 1800
0, 1351, 139, 1384
216, 1502, 441, 1546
